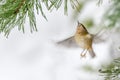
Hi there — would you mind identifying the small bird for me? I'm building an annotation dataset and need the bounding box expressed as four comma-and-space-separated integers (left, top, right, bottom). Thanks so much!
56, 21, 109, 58
74, 22, 95, 58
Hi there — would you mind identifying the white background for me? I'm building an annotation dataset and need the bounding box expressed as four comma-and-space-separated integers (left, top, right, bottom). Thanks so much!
0, 1, 116, 80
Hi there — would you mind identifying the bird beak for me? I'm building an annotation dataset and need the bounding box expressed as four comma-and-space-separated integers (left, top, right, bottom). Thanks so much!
77, 21, 82, 27
77, 21, 80, 25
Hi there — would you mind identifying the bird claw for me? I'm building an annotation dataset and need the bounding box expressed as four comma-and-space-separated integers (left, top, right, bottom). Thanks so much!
80, 53, 86, 58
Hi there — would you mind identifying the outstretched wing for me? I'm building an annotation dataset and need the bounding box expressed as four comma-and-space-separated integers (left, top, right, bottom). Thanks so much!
56, 36, 79, 48
93, 29, 110, 43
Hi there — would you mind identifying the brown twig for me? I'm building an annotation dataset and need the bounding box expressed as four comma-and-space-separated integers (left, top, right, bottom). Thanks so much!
14, 0, 25, 14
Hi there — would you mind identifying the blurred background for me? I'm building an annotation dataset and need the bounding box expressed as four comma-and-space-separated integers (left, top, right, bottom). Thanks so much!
0, 0, 120, 80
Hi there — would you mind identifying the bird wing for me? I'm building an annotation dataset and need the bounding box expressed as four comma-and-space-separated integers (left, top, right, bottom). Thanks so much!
56, 36, 79, 48
93, 29, 110, 43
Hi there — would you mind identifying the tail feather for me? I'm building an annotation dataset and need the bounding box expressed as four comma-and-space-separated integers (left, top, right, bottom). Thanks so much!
88, 48, 96, 58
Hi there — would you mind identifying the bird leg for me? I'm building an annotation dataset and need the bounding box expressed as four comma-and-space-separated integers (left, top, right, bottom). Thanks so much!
80, 49, 87, 57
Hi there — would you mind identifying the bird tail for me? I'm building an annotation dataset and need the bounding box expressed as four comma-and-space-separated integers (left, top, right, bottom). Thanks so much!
88, 48, 96, 58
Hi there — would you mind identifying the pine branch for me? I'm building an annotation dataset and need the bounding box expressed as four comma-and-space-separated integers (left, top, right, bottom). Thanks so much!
99, 58, 120, 80
98, 1, 120, 80
0, 0, 81, 36
103, 0, 120, 28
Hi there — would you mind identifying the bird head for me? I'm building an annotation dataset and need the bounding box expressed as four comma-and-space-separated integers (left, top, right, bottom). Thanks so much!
76, 21, 88, 34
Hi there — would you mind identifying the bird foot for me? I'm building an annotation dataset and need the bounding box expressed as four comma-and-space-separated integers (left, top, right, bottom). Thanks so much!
80, 53, 86, 58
